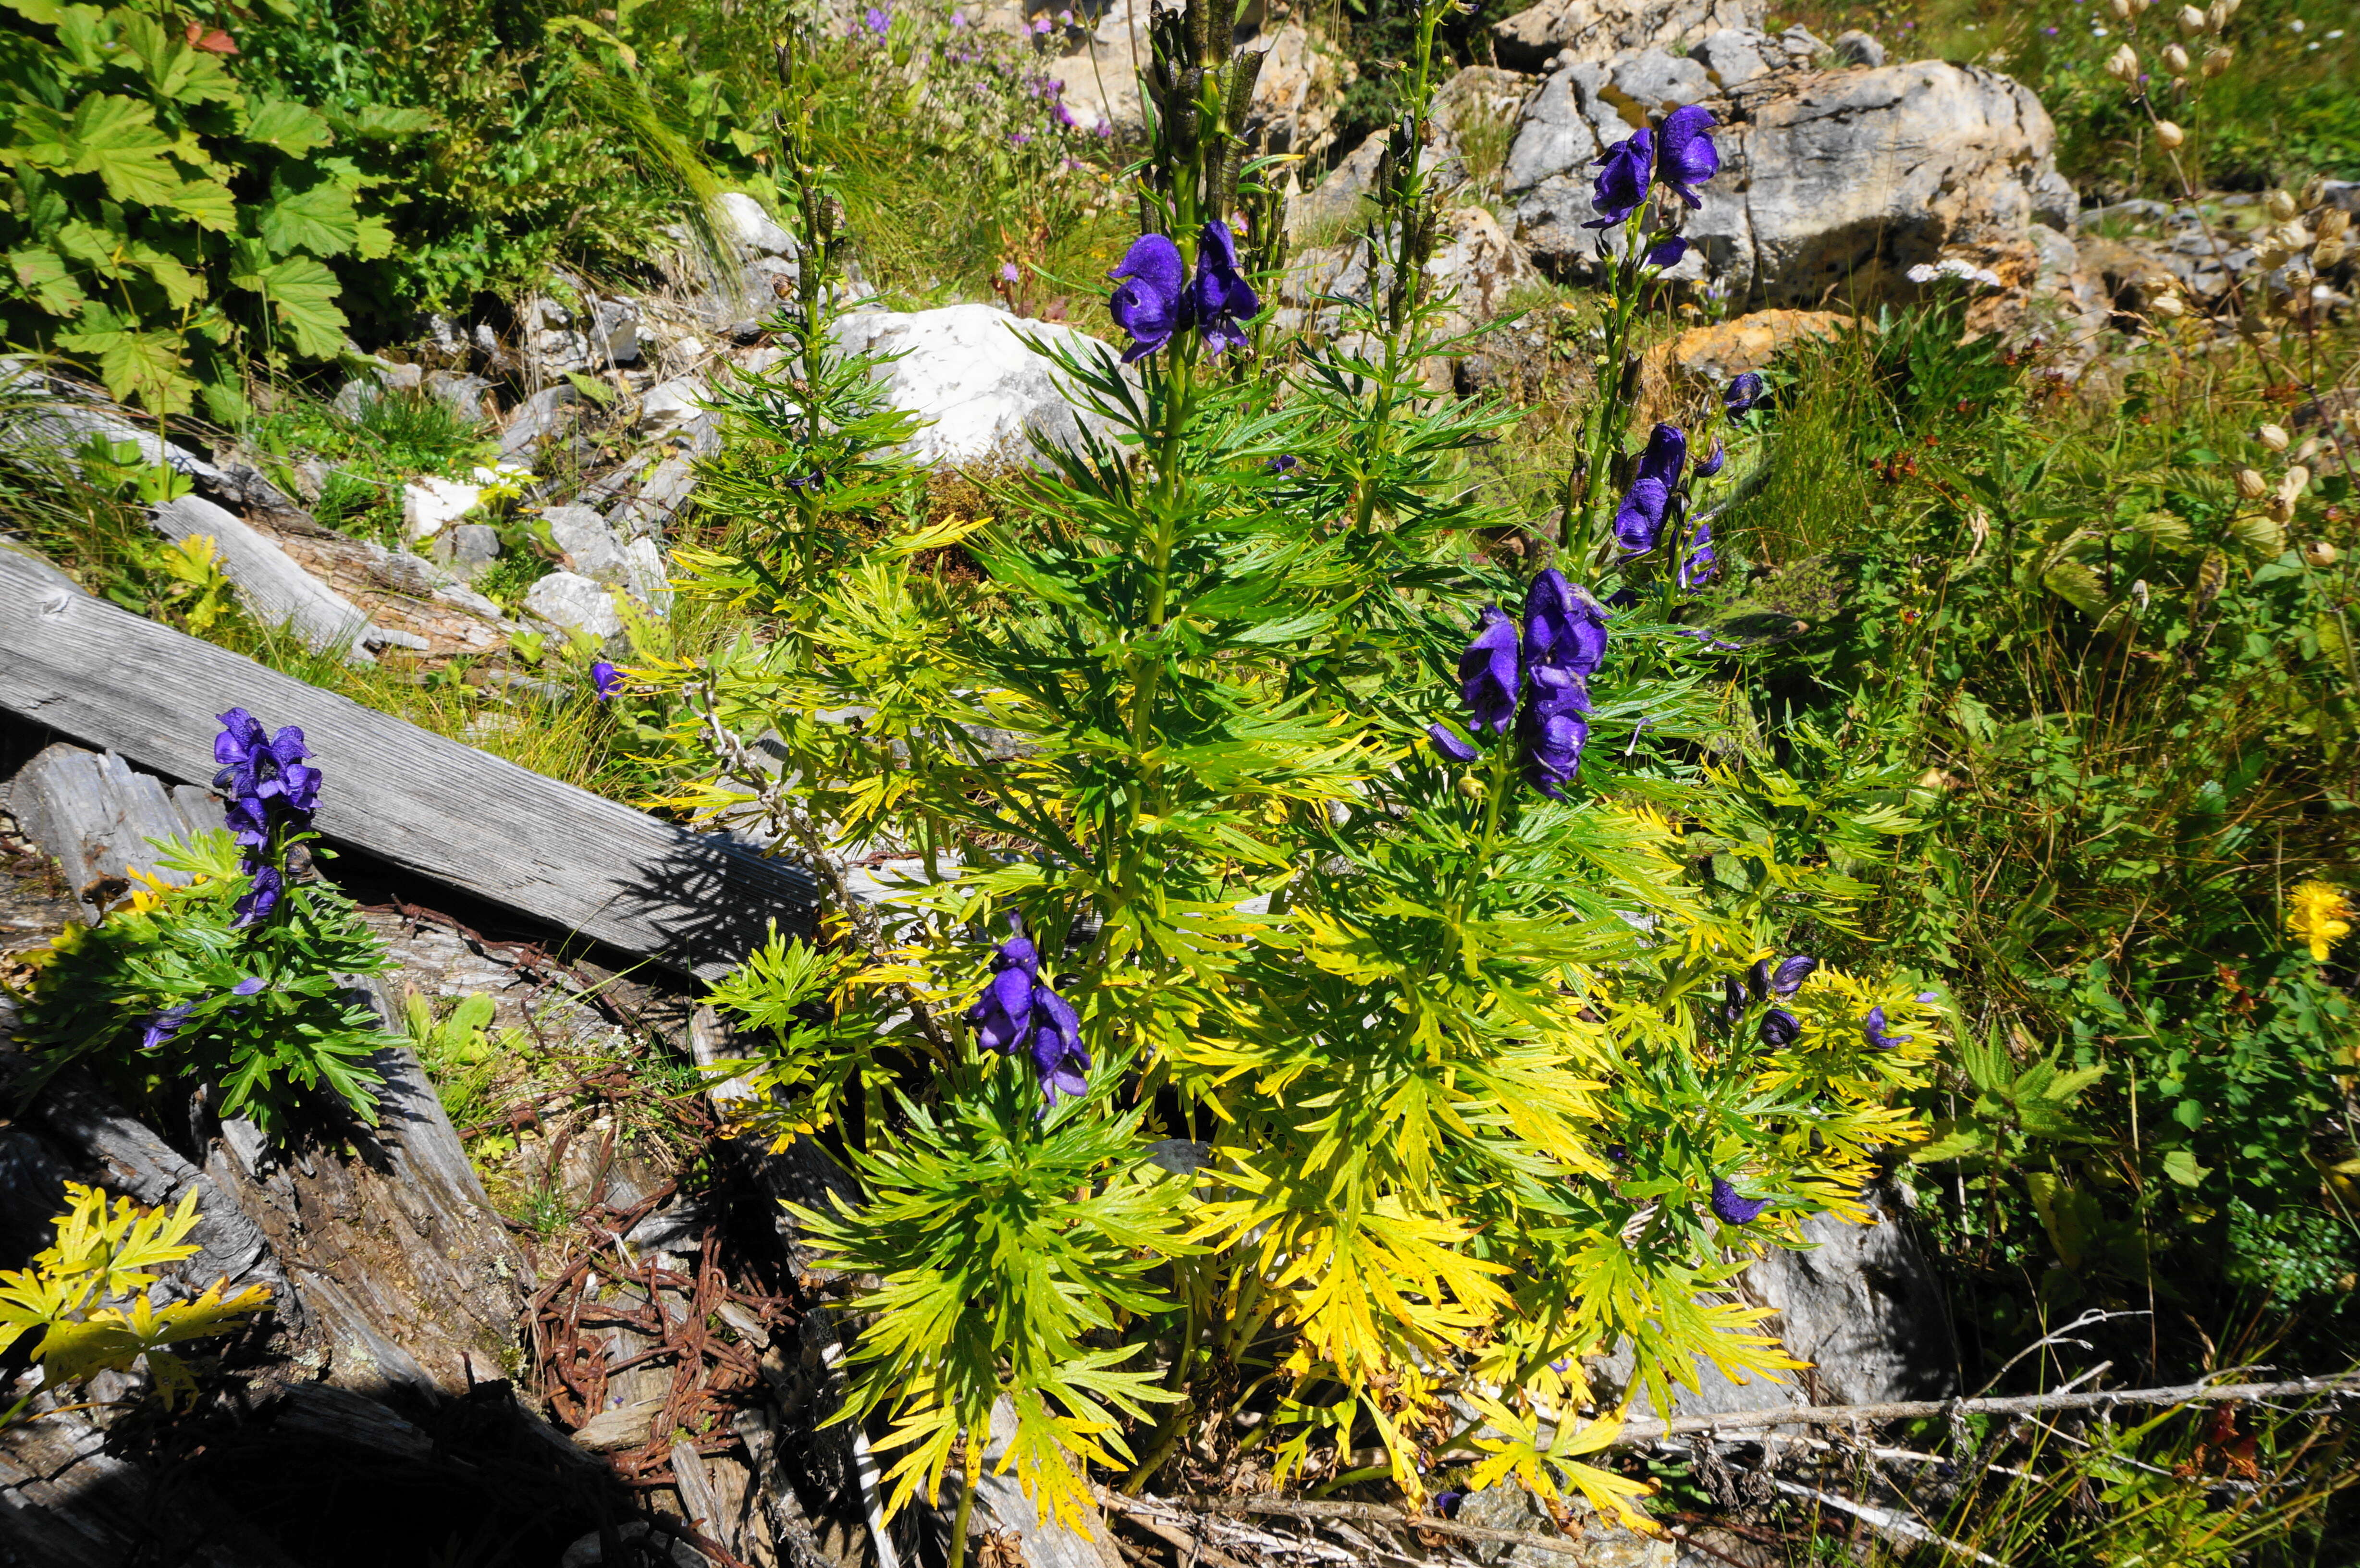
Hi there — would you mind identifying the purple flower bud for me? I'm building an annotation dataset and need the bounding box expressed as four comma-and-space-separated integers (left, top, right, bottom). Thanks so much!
1770, 955, 1818, 995
1428, 723, 1481, 762
591, 661, 622, 701
1694, 439, 1725, 478
1720, 974, 1746, 1021
1458, 604, 1522, 738
1644, 235, 1688, 269
1584, 129, 1654, 229
1191, 220, 1259, 355
1657, 106, 1720, 207
1710, 1176, 1770, 1225
139, 1002, 195, 1053
1758, 1006, 1801, 1047
1108, 234, 1190, 363
1863, 1005, 1911, 1052
1747, 959, 1772, 1000
1724, 371, 1765, 414
1679, 518, 1718, 592
233, 863, 283, 928
230, 977, 267, 996
1265, 453, 1298, 473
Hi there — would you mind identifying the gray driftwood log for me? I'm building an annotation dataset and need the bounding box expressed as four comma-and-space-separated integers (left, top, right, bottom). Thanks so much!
0, 549, 816, 978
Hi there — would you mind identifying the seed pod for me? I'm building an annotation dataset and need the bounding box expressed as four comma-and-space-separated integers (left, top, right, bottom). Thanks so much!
2202, 45, 2233, 74
2216, 0, 2238, 17
1204, 0, 1237, 66
2151, 292, 2186, 317
1223, 44, 1266, 134
2305, 541, 2340, 567
2281, 465, 2311, 502
2320, 237, 2350, 270
2106, 43, 2140, 80
2155, 120, 2185, 148
2258, 423, 2289, 451
2237, 467, 2269, 499
2163, 42, 2190, 70
2175, 3, 2204, 30
2300, 176, 2327, 211
2318, 208, 2352, 242
2111, 0, 2132, 17
2205, 0, 2229, 26
1456, 772, 1487, 799
2266, 497, 2293, 525
2267, 188, 2299, 221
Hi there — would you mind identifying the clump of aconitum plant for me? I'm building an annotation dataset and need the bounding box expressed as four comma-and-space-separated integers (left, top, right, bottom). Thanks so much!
673, 0, 1940, 1558
18, 708, 400, 1140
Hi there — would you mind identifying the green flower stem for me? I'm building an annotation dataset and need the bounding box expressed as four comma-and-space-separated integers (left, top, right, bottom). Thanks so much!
1564, 205, 1652, 554
947, 1446, 981, 1568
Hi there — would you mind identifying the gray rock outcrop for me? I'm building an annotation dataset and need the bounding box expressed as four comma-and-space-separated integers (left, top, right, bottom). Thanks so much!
1507, 47, 2077, 307
1490, 0, 1765, 72
823, 303, 1124, 468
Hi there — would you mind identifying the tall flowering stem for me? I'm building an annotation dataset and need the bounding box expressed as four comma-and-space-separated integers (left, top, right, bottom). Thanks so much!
213, 707, 321, 929
1562, 107, 1723, 556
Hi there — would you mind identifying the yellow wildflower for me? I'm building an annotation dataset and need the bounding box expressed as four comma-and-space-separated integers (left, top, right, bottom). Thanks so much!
2287, 880, 2353, 962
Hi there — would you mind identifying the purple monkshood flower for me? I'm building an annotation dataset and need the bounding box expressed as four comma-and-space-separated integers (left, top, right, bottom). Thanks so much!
214, 708, 321, 820
1863, 1005, 1912, 1052
1613, 424, 1687, 554
1645, 235, 1689, 269
1523, 568, 1610, 683
1191, 221, 1260, 355
1433, 1491, 1465, 1518
1725, 371, 1766, 414
1428, 723, 1481, 762
1657, 106, 1720, 208
1679, 518, 1718, 592
864, 6, 891, 34
1516, 570, 1608, 799
591, 661, 622, 701
1746, 958, 1773, 1000
1585, 128, 1654, 229
1770, 955, 1818, 995
1710, 1176, 1771, 1225
230, 977, 266, 996
1461, 604, 1523, 737
1613, 478, 1669, 554
1265, 453, 1298, 474
1109, 234, 1190, 363
233, 863, 283, 929
965, 931, 1090, 1104
1758, 1006, 1801, 1047
139, 1002, 195, 1053
1694, 439, 1726, 479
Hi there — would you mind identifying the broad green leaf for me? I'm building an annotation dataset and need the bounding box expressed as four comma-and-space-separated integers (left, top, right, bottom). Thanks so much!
61, 93, 182, 206
245, 100, 332, 159
56, 314, 196, 413
353, 212, 394, 261
8, 246, 88, 315
247, 254, 347, 359
0, 0, 68, 24
256, 179, 358, 257
344, 103, 436, 139
2041, 560, 2107, 618
54, 215, 127, 274
4, 102, 78, 170
168, 177, 237, 233
127, 241, 204, 307
2161, 1148, 2209, 1188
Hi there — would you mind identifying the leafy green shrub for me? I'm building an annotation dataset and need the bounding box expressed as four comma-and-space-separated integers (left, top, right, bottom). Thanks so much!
16, 708, 403, 1141
0, 1180, 271, 1422
0, 0, 401, 414
1714, 290, 2360, 1335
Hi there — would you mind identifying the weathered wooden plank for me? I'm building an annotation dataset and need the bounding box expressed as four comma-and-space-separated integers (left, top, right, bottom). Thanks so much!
151, 493, 388, 660
0, 742, 218, 917
0, 547, 816, 977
